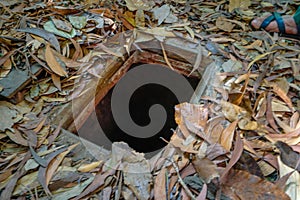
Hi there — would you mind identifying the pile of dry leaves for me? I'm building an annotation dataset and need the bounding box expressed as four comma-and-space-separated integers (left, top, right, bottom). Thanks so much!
0, 0, 300, 199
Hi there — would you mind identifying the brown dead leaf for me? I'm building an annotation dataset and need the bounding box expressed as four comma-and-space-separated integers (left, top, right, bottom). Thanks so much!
78, 160, 103, 173
5, 129, 28, 146
46, 143, 78, 186
273, 84, 294, 111
0, 152, 31, 200
175, 103, 209, 139
73, 168, 117, 200
205, 117, 225, 144
220, 133, 243, 184
222, 169, 290, 200
70, 38, 83, 60
220, 120, 238, 151
221, 100, 248, 122
0, 50, 13, 79
154, 167, 167, 200
192, 155, 219, 183
216, 17, 235, 32
45, 44, 68, 77
196, 183, 207, 200
273, 114, 294, 133
0, 50, 15, 69
231, 73, 249, 106
37, 147, 68, 196
244, 40, 262, 49
170, 134, 198, 154
51, 73, 61, 91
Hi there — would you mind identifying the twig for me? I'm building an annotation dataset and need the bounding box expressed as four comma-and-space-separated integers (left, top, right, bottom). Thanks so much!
160, 42, 174, 70
169, 158, 196, 200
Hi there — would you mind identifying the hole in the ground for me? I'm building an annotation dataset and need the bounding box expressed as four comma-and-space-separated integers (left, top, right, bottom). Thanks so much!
78, 63, 200, 154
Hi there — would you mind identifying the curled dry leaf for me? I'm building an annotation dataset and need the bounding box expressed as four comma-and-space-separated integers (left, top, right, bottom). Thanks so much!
220, 120, 238, 151
78, 160, 103, 172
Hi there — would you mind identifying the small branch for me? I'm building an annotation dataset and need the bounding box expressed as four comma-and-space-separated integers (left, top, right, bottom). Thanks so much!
169, 158, 196, 200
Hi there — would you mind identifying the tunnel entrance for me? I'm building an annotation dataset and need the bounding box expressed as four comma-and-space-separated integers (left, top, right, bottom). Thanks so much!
78, 62, 200, 154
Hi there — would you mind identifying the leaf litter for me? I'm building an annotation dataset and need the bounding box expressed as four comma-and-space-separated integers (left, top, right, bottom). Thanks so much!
0, 0, 300, 199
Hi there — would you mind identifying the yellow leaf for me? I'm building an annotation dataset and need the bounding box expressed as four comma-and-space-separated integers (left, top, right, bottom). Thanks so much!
229, 0, 251, 12
45, 44, 68, 77
78, 161, 103, 172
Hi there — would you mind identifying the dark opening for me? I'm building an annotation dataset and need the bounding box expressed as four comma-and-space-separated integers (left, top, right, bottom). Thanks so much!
79, 63, 200, 153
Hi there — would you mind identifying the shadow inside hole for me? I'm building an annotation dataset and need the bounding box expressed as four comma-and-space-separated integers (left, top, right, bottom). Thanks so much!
78, 64, 200, 154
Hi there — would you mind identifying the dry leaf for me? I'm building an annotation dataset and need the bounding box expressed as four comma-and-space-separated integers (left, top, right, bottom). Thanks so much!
278, 156, 300, 199
51, 73, 61, 91
78, 161, 103, 172
152, 5, 170, 26
135, 10, 145, 27
170, 134, 198, 154
221, 100, 248, 122
228, 0, 251, 12
124, 0, 154, 11
16, 28, 60, 52
5, 130, 28, 146
216, 17, 235, 32
45, 44, 68, 77
273, 84, 294, 111
220, 133, 243, 183
154, 167, 167, 200
45, 143, 78, 186
192, 155, 219, 183
220, 120, 238, 151
0, 104, 18, 132
222, 169, 290, 199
